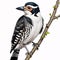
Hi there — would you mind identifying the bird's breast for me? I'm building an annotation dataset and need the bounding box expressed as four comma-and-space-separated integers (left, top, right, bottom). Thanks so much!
23, 16, 42, 44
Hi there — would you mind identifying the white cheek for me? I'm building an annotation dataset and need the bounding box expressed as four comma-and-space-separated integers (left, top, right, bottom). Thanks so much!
24, 11, 32, 15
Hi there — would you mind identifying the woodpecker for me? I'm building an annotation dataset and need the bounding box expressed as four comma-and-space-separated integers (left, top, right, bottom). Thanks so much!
10, 2, 44, 60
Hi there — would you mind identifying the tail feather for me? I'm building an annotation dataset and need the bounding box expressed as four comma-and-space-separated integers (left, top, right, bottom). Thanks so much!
10, 57, 18, 60
10, 49, 20, 60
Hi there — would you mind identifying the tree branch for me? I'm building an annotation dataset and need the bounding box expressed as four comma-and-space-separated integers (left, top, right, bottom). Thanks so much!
53, 15, 60, 19
25, 0, 60, 60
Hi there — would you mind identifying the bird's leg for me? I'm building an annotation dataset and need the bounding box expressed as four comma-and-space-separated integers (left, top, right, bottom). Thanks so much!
32, 42, 39, 50
24, 46, 30, 55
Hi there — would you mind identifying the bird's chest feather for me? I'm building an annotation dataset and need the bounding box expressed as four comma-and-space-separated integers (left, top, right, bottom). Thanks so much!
23, 15, 42, 44
31, 16, 42, 36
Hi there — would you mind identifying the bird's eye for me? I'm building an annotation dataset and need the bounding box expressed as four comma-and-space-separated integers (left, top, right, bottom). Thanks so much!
28, 7, 31, 9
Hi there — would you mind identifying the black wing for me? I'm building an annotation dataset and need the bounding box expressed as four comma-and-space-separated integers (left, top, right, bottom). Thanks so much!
10, 15, 33, 53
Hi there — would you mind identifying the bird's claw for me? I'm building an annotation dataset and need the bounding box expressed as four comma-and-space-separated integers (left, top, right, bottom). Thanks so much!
32, 42, 39, 50
25, 52, 30, 55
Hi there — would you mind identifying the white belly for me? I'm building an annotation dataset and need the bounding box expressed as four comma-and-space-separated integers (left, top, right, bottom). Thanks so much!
23, 14, 42, 44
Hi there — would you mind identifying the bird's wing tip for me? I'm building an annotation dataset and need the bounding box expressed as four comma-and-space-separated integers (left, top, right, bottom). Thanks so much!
10, 50, 12, 53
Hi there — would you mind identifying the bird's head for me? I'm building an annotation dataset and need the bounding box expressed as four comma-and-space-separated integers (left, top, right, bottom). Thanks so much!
16, 2, 40, 16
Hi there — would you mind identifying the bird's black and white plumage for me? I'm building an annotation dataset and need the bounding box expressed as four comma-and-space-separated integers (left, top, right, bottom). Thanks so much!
10, 2, 44, 60
10, 15, 33, 53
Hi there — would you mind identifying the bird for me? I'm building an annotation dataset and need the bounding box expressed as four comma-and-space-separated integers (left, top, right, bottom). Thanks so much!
10, 2, 44, 60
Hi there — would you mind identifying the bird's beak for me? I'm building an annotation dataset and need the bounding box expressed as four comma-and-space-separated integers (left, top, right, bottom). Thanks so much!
16, 6, 24, 11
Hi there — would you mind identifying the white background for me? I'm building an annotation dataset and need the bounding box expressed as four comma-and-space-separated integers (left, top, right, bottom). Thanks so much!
0, 0, 60, 60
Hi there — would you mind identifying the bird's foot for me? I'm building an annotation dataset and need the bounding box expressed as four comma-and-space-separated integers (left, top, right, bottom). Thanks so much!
32, 42, 39, 50
25, 52, 30, 55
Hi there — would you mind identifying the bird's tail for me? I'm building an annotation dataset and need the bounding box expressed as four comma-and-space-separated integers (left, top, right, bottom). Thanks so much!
10, 49, 20, 60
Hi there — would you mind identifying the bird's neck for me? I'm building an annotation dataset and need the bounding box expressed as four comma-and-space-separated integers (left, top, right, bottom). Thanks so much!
24, 11, 32, 15
25, 12, 41, 18
25, 12, 42, 23
24, 10, 41, 17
